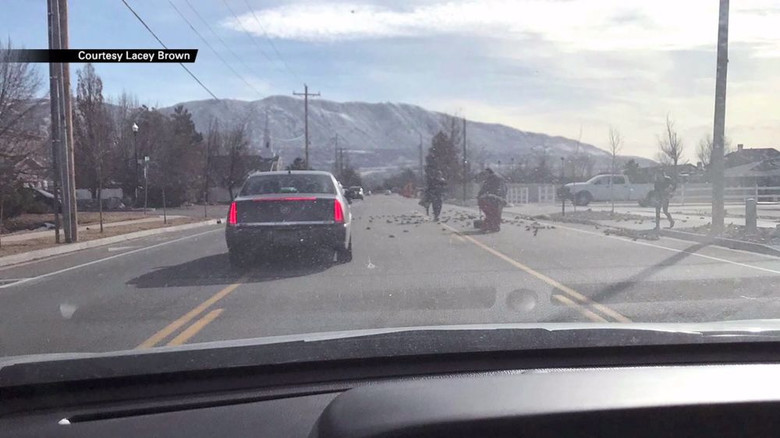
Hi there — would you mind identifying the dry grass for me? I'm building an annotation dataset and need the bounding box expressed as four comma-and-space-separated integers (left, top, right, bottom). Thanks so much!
1, 212, 148, 234
0, 217, 201, 257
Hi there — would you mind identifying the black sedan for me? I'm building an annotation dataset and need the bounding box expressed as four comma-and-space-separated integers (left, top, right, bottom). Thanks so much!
225, 171, 352, 267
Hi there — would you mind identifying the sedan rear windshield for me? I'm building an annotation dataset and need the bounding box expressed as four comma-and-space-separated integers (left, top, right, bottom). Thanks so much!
240, 174, 336, 196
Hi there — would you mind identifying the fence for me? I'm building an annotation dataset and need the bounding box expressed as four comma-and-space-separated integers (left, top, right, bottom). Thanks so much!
507, 186, 529, 205
505, 184, 557, 205
674, 184, 780, 205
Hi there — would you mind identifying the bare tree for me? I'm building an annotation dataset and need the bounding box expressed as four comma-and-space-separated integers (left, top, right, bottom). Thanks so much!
203, 118, 221, 207
107, 91, 140, 198
657, 114, 685, 180
697, 133, 733, 168
221, 122, 250, 199
0, 38, 43, 246
608, 127, 623, 214
74, 64, 112, 232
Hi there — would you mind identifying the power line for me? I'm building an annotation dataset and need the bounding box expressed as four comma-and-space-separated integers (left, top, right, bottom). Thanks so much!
182, 0, 258, 83
120, 0, 218, 100
240, 0, 302, 84
167, 0, 264, 98
219, 0, 274, 63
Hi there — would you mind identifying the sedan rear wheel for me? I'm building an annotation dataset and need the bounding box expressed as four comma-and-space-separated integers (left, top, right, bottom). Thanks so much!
337, 237, 352, 263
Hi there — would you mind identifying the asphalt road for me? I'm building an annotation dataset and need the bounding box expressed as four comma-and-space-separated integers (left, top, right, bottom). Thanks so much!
2, 195, 780, 357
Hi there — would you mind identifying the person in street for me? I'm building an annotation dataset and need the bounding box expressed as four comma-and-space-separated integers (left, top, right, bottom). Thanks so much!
418, 189, 431, 216
652, 171, 676, 230
477, 168, 507, 232
427, 170, 447, 221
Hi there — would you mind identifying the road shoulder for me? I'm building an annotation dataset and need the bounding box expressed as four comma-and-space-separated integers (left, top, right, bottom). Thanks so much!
0, 218, 220, 268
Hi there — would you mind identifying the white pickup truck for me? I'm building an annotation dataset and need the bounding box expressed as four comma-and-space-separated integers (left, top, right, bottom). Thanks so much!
564, 174, 655, 206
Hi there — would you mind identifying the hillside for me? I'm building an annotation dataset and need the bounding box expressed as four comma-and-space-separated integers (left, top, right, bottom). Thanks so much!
163, 96, 651, 171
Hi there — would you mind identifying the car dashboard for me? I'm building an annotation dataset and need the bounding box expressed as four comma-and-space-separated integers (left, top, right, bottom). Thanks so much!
6, 340, 780, 438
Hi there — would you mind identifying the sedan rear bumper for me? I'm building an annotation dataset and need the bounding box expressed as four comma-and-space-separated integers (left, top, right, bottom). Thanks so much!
226, 223, 348, 252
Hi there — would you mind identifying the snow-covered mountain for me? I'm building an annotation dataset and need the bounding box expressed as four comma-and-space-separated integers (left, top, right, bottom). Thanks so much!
164, 96, 649, 171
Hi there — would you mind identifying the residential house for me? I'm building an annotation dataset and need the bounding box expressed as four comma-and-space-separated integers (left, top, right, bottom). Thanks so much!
724, 145, 780, 187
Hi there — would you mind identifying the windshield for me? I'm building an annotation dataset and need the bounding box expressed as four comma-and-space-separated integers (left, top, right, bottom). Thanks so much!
3, 1, 780, 371
240, 174, 336, 196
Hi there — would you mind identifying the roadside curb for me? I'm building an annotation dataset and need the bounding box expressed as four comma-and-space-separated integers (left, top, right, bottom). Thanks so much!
0, 219, 221, 268
450, 202, 780, 257
659, 229, 780, 257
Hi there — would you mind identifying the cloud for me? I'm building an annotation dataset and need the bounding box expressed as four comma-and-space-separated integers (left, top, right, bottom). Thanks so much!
225, 1, 780, 53
215, 0, 780, 160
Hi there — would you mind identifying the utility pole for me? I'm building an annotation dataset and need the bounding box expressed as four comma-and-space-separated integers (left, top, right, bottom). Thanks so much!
418, 133, 424, 186
711, 0, 730, 235
48, 0, 77, 243
462, 117, 468, 204
339, 147, 344, 176
48, 0, 79, 243
334, 134, 339, 177
560, 156, 566, 216
292, 84, 320, 169
59, 0, 77, 242
47, 0, 62, 244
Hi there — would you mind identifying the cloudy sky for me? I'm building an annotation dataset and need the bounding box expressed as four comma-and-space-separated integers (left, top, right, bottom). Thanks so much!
3, 0, 780, 159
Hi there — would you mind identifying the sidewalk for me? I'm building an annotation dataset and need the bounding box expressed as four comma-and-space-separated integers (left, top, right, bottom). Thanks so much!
2, 215, 184, 243
503, 202, 779, 230
500, 202, 780, 255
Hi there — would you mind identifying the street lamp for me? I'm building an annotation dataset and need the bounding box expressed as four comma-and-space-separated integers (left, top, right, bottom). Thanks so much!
143, 155, 149, 215
132, 123, 139, 205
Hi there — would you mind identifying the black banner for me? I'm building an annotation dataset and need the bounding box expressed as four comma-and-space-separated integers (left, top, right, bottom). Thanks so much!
3, 49, 198, 63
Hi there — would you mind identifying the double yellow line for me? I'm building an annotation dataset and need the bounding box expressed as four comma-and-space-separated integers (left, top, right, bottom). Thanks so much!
442, 225, 631, 323
136, 277, 247, 349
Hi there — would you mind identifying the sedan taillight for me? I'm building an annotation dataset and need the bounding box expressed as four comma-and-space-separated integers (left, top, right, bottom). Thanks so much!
228, 202, 237, 225
334, 199, 344, 223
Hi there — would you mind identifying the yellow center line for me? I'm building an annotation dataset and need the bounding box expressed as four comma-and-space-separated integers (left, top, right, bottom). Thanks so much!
442, 224, 632, 323
136, 277, 246, 349
552, 295, 607, 322
167, 308, 224, 346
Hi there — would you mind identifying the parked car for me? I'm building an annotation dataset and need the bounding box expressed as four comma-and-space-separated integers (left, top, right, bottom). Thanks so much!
385, 189, 392, 195
225, 171, 352, 267
564, 174, 654, 206
348, 186, 364, 200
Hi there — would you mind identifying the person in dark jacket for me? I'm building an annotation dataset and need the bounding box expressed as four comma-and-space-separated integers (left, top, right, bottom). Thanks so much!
651, 172, 676, 230
477, 168, 507, 232
427, 170, 447, 221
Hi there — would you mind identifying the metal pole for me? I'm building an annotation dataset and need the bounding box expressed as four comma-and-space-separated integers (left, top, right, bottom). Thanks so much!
746, 198, 757, 234
133, 129, 138, 204
98, 162, 103, 233
143, 157, 148, 215
711, 0, 730, 234
560, 157, 565, 216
